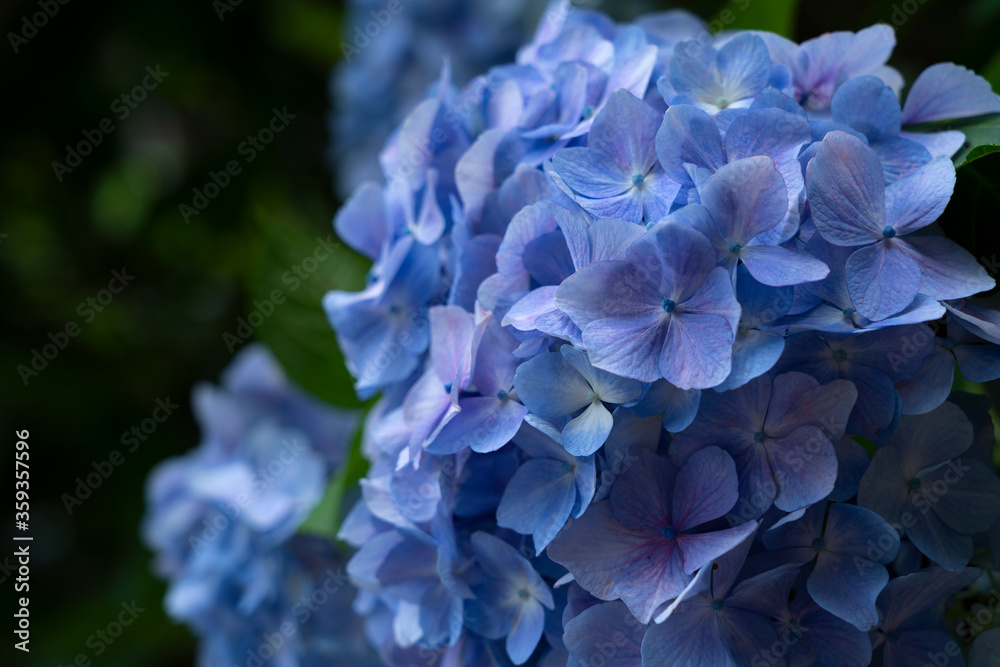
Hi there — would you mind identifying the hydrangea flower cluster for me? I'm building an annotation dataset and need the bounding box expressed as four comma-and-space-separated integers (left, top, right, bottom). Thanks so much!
325, 3, 1000, 665
142, 346, 379, 666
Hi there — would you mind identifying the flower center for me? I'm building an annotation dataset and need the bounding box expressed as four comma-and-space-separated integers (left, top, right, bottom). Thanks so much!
908, 477, 921, 490
729, 241, 742, 254
497, 389, 509, 401
882, 226, 896, 239
886, 630, 900, 643
942, 337, 956, 350
631, 172, 645, 186
834, 349, 848, 363
812, 538, 826, 550
661, 299, 676, 313
842, 307, 855, 318
711, 599, 725, 610
518, 588, 531, 600
661, 525, 676, 540
716, 97, 729, 109
753, 431, 766, 443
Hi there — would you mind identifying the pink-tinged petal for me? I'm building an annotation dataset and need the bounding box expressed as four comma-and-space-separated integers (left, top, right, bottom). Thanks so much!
902, 63, 1000, 125
846, 241, 922, 321
610, 447, 674, 531
672, 446, 740, 530
739, 244, 831, 287
765, 373, 857, 440
900, 235, 996, 300
807, 131, 886, 246
547, 501, 683, 624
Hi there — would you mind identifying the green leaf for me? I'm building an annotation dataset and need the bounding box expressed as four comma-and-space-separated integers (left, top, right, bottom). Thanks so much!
711, 0, 800, 38
908, 114, 1000, 167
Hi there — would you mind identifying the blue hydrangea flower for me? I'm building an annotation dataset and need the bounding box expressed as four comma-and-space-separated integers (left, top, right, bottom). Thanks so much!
513, 345, 642, 455
548, 446, 757, 623
550, 89, 679, 222
858, 402, 1000, 571
496, 423, 596, 552
556, 222, 740, 388
763, 501, 900, 630
641, 536, 805, 666
662, 33, 772, 112
465, 531, 554, 665
807, 130, 994, 321
691, 156, 829, 286
872, 566, 980, 665
671, 371, 856, 520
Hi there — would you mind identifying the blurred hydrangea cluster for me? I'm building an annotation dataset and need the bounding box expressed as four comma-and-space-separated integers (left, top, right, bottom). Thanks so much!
324, 1, 1000, 665
143, 346, 379, 666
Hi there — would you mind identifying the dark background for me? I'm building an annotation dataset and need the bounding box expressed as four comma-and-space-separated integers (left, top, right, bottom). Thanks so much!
1, 0, 998, 665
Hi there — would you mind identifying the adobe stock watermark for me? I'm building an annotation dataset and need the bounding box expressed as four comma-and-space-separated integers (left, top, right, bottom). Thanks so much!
61, 397, 180, 514
222, 235, 340, 352
178, 107, 296, 224
16, 268, 135, 386
51, 65, 169, 182
7, 0, 72, 54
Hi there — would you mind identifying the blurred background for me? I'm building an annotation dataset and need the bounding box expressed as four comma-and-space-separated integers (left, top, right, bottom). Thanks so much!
1, 0, 999, 664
